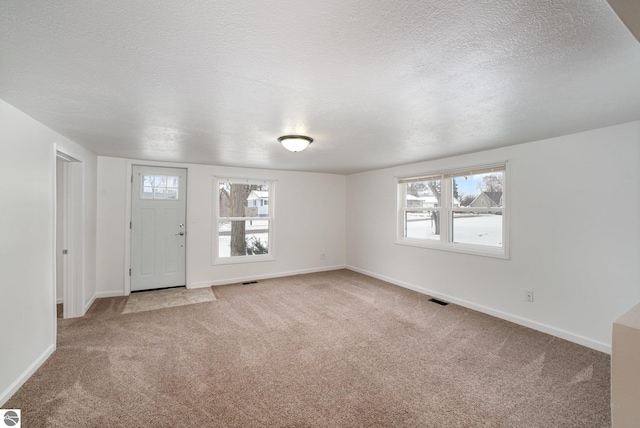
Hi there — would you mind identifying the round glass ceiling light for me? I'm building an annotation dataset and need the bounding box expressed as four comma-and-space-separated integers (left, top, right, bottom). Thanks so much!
278, 135, 313, 152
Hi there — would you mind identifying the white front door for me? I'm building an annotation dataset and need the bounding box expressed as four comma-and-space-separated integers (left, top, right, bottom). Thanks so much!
131, 166, 187, 292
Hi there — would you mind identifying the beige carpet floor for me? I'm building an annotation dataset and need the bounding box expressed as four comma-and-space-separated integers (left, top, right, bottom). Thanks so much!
7, 270, 610, 427
122, 287, 216, 314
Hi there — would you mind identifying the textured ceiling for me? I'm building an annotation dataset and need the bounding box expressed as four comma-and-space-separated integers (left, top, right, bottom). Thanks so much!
1, 0, 640, 174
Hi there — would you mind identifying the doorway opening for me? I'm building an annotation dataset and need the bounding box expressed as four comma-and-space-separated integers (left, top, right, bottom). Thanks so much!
55, 150, 84, 318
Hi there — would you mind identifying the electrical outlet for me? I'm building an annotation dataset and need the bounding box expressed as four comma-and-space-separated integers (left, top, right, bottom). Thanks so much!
525, 290, 534, 303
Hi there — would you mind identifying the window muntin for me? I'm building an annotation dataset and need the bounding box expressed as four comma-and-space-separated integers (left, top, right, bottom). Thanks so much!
215, 178, 274, 263
398, 164, 507, 258
141, 175, 179, 200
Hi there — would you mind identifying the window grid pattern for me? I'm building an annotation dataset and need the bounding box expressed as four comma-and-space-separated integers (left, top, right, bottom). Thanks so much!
141, 175, 179, 200
214, 179, 274, 262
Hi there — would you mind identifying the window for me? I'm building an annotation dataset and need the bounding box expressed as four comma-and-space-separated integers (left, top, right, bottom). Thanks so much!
141, 174, 179, 200
214, 178, 274, 263
397, 163, 508, 258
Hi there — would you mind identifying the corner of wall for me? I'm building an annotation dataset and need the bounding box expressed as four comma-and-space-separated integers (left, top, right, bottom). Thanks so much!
0, 340, 55, 408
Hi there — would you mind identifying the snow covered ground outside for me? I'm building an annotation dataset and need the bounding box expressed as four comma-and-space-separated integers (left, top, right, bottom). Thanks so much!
406, 213, 502, 247
218, 220, 269, 257
217, 214, 502, 257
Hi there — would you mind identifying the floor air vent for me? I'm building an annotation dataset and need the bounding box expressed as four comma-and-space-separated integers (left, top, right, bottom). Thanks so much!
242, 281, 259, 285
429, 298, 449, 306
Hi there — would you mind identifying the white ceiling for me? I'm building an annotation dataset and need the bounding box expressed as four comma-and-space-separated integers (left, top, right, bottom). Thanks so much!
2, 1, 640, 174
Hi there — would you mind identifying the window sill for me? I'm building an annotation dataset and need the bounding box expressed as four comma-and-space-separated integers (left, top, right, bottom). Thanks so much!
395, 238, 509, 260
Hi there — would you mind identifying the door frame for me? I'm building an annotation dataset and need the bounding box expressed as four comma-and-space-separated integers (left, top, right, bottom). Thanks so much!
55, 149, 84, 318
124, 161, 189, 295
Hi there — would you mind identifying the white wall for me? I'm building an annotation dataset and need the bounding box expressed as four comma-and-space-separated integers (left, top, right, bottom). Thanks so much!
0, 99, 97, 405
346, 121, 640, 353
96, 157, 346, 295
96, 157, 128, 295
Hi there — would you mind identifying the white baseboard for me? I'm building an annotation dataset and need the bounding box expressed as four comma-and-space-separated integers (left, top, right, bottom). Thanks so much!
346, 265, 611, 354
0, 344, 55, 407
95, 290, 125, 298
189, 264, 347, 288
188, 281, 217, 289
56, 297, 63, 304
83, 295, 96, 314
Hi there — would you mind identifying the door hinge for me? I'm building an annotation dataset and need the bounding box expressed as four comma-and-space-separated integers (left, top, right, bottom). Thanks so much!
129, 268, 131, 276
130, 221, 132, 229
131, 175, 133, 183
62, 249, 68, 255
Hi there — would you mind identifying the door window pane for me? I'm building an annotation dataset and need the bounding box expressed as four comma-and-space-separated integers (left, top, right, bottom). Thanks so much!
141, 175, 180, 200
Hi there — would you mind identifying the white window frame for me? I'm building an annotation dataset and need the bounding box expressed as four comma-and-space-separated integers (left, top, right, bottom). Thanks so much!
212, 177, 276, 265
396, 162, 509, 259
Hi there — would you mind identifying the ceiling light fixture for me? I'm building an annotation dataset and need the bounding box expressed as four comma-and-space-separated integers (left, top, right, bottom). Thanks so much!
278, 135, 313, 152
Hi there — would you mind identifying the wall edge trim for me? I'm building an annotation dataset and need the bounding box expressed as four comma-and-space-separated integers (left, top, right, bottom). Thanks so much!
83, 295, 96, 314
0, 344, 55, 407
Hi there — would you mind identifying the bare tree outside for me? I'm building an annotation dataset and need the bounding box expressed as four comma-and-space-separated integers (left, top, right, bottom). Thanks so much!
401, 166, 506, 250
406, 182, 428, 197
480, 174, 503, 192
427, 181, 441, 235
229, 183, 251, 256
219, 181, 270, 257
